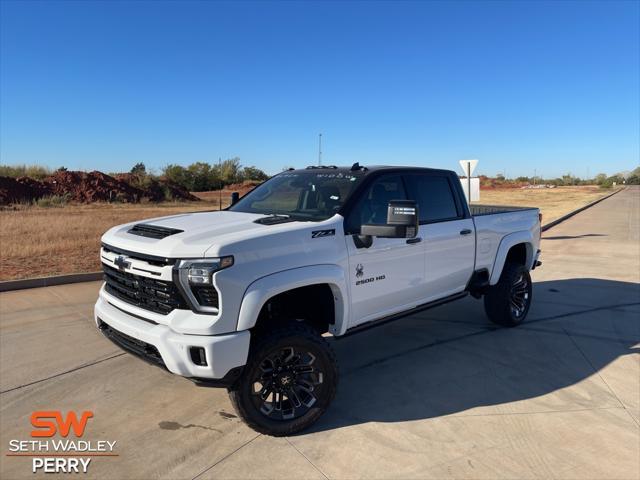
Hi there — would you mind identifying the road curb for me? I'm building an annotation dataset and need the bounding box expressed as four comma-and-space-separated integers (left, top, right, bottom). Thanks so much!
541, 187, 624, 232
0, 272, 103, 292
0, 187, 626, 292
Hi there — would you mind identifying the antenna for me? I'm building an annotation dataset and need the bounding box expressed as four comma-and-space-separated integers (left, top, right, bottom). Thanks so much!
318, 133, 322, 166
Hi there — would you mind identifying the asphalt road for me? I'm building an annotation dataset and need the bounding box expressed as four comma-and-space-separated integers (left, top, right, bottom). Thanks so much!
1, 187, 638, 480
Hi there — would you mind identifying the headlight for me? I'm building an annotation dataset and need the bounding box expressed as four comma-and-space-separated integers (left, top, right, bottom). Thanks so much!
174, 256, 233, 314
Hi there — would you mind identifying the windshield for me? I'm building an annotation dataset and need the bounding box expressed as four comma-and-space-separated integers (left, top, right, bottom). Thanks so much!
229, 170, 365, 221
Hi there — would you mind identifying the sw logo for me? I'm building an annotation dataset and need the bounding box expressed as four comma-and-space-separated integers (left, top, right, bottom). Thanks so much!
6, 410, 117, 474
31, 410, 93, 438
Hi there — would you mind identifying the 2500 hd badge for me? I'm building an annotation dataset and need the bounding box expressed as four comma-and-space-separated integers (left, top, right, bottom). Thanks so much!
355, 264, 386, 286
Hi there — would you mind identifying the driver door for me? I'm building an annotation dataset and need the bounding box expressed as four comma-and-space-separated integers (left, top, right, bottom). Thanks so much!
344, 174, 426, 328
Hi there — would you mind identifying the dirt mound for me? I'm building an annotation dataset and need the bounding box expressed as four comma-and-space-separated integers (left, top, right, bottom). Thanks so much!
0, 170, 202, 206
15, 176, 52, 198
43, 170, 143, 203
155, 180, 200, 202
0, 176, 49, 204
114, 173, 200, 202
224, 180, 262, 196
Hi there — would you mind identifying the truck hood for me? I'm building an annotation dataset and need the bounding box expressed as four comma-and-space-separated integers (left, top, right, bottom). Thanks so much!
101, 210, 305, 259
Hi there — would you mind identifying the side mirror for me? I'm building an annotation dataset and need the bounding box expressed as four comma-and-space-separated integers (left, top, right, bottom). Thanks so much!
230, 191, 240, 205
360, 199, 419, 239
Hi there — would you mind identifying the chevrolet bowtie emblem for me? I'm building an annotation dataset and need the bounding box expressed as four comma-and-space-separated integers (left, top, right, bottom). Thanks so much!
114, 256, 131, 271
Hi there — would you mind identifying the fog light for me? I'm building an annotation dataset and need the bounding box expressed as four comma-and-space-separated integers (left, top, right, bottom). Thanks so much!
189, 347, 207, 366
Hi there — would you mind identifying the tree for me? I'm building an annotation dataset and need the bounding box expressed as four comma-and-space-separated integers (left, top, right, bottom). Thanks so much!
626, 174, 640, 185
220, 157, 242, 185
187, 162, 219, 191
162, 164, 192, 190
130, 162, 146, 176
594, 173, 607, 185
242, 166, 269, 182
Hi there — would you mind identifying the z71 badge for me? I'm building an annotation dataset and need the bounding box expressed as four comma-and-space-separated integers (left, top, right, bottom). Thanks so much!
311, 229, 335, 238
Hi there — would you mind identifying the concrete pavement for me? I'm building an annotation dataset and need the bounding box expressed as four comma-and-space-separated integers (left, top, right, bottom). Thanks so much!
1, 187, 638, 479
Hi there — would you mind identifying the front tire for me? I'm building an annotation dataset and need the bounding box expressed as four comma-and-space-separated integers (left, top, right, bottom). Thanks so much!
228, 323, 338, 436
484, 262, 532, 327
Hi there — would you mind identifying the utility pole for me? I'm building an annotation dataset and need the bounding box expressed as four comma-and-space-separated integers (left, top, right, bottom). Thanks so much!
218, 157, 222, 210
318, 133, 322, 166
534, 168, 537, 186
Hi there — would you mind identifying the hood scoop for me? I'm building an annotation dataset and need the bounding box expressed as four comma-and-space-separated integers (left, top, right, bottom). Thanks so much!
253, 215, 296, 226
127, 223, 184, 239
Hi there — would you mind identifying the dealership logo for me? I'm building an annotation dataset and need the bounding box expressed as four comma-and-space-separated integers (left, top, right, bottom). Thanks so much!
6, 410, 117, 474
31, 411, 93, 438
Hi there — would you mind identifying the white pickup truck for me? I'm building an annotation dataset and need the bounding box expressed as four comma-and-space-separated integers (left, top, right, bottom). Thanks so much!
95, 164, 541, 435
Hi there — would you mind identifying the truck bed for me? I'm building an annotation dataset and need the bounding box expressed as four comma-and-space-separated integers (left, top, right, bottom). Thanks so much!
470, 204, 538, 216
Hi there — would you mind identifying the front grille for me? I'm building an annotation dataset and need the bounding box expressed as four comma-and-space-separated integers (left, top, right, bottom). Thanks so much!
127, 223, 183, 239
103, 264, 187, 315
98, 320, 165, 367
102, 243, 174, 266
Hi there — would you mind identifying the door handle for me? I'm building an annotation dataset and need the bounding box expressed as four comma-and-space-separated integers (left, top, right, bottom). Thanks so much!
406, 237, 422, 244
459, 229, 472, 236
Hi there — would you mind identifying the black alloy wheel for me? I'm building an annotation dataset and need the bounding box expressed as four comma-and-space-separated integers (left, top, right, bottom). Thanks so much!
509, 271, 530, 319
484, 262, 533, 327
228, 323, 338, 436
250, 346, 323, 421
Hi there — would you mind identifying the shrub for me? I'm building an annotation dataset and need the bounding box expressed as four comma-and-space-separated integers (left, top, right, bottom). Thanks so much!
35, 194, 71, 208
0, 164, 52, 179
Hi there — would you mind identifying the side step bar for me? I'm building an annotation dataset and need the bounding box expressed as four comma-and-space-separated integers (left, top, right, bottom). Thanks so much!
340, 292, 468, 338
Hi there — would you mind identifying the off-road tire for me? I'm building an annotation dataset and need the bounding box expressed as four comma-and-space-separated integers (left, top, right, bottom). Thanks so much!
484, 262, 532, 327
228, 323, 338, 436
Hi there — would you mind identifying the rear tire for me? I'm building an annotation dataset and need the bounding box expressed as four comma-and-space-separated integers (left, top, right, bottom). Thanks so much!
484, 262, 532, 327
228, 323, 338, 436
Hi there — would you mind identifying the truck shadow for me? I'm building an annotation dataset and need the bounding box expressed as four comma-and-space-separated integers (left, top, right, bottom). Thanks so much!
311, 277, 640, 433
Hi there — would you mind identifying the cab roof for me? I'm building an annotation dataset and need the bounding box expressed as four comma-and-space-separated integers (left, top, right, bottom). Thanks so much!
288, 163, 454, 176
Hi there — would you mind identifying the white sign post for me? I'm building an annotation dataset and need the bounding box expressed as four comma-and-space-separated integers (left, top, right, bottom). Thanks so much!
459, 159, 479, 203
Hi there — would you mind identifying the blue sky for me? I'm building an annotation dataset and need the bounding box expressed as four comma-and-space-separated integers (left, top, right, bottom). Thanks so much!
1, 1, 638, 178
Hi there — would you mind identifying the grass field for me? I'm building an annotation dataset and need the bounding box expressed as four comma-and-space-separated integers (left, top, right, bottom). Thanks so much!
0, 186, 615, 281
0, 201, 218, 281
473, 185, 613, 224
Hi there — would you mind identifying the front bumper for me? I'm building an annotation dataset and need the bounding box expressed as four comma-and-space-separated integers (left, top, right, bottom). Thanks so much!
94, 295, 250, 382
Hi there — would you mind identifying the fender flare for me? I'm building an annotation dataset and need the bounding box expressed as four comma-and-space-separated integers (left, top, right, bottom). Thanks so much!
490, 231, 536, 285
236, 264, 349, 333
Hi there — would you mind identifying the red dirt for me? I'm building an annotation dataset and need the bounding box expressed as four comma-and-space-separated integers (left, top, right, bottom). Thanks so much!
0, 176, 49, 204
0, 170, 200, 205
45, 170, 143, 202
